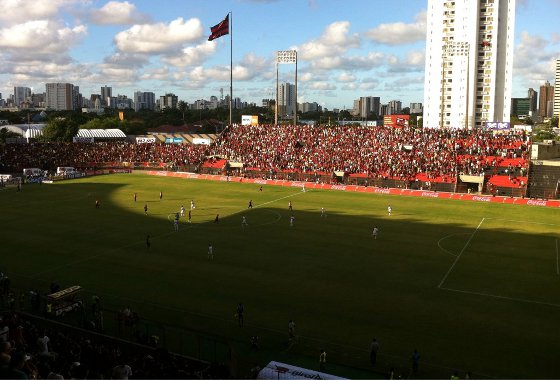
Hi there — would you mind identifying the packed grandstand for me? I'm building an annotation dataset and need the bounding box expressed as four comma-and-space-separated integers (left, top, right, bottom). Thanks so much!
0, 124, 539, 198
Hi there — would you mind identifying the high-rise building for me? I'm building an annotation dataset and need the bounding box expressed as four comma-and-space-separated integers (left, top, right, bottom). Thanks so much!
359, 97, 380, 118
159, 93, 178, 110
511, 98, 530, 117
134, 91, 155, 112
101, 85, 112, 107
13, 87, 31, 107
539, 80, 554, 118
527, 88, 538, 115
45, 83, 74, 110
410, 103, 423, 114
278, 82, 295, 117
387, 100, 402, 115
554, 59, 560, 118
423, 0, 516, 129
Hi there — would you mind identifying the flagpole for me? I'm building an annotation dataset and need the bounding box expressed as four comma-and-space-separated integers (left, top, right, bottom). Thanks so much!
229, 11, 233, 126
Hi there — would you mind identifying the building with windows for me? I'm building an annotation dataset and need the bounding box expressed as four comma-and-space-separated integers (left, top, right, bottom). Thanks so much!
134, 91, 155, 112
554, 59, 560, 118
527, 88, 538, 116
387, 100, 402, 115
159, 93, 178, 110
423, 0, 516, 129
539, 80, 554, 118
511, 98, 530, 117
358, 97, 380, 118
410, 102, 423, 114
45, 83, 74, 110
278, 82, 296, 117
101, 86, 112, 107
14, 87, 31, 107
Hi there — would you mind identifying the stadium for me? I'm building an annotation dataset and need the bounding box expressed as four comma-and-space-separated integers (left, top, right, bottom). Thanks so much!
1, 124, 559, 379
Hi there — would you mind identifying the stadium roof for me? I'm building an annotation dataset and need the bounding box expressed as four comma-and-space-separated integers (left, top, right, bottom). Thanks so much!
75, 129, 126, 138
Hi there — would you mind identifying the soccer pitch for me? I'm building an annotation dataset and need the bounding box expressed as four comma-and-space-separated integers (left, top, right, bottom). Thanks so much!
1, 173, 559, 378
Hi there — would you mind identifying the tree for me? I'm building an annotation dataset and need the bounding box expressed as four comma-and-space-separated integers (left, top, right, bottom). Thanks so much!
0, 127, 20, 143
41, 117, 79, 142
178, 101, 187, 124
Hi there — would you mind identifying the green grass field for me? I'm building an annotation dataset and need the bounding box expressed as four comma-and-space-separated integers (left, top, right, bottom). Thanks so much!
1, 173, 559, 378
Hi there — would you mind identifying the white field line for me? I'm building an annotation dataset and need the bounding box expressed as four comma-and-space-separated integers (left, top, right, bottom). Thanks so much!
437, 233, 473, 257
484, 217, 560, 227
440, 286, 560, 309
31, 190, 305, 278
437, 218, 485, 288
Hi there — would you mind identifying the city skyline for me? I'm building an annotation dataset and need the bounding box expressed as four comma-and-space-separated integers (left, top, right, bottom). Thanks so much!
1, 0, 559, 110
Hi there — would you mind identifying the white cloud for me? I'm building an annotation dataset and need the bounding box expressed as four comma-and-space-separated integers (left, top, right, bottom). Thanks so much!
297, 21, 360, 60
90, 1, 150, 25
308, 82, 336, 90
0, 0, 85, 25
365, 11, 426, 46
115, 18, 203, 54
337, 72, 356, 83
308, 52, 387, 71
513, 31, 556, 85
0, 20, 87, 55
163, 42, 217, 67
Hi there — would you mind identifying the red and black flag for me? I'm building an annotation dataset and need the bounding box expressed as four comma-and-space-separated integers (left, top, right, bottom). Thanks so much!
208, 14, 229, 41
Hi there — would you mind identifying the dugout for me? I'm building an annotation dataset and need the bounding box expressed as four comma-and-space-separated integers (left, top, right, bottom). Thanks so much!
46, 285, 83, 317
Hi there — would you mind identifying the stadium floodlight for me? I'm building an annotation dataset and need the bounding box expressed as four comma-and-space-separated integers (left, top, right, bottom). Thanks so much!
277, 50, 297, 64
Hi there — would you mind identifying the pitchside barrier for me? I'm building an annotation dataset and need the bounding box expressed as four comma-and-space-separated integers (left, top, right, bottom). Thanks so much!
146, 171, 560, 208
1, 279, 231, 369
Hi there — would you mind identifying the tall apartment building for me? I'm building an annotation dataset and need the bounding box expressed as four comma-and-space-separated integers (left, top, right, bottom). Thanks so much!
423, 0, 516, 129
134, 91, 155, 112
511, 98, 530, 117
410, 103, 424, 114
358, 97, 380, 118
101, 85, 112, 107
527, 88, 538, 115
278, 82, 296, 117
45, 83, 74, 110
387, 100, 402, 115
539, 80, 554, 118
13, 87, 31, 107
159, 93, 178, 110
554, 59, 560, 118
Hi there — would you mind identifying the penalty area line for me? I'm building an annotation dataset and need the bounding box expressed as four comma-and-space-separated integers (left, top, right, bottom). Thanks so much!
439, 286, 560, 309
437, 217, 485, 289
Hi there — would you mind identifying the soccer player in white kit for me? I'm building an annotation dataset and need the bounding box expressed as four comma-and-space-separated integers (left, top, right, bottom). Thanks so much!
372, 226, 379, 239
241, 216, 248, 229
388, 205, 392, 216
180, 205, 185, 217
290, 215, 295, 227
208, 244, 213, 259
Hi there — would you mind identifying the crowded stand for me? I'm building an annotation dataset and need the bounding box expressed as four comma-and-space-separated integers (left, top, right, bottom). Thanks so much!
0, 142, 207, 172
207, 124, 529, 186
0, 124, 531, 193
0, 311, 224, 379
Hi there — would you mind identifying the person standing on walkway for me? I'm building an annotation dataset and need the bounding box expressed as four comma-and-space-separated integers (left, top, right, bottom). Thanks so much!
288, 320, 296, 341
319, 349, 326, 371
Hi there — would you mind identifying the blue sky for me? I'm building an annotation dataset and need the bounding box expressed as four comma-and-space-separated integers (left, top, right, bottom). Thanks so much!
0, 0, 559, 110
